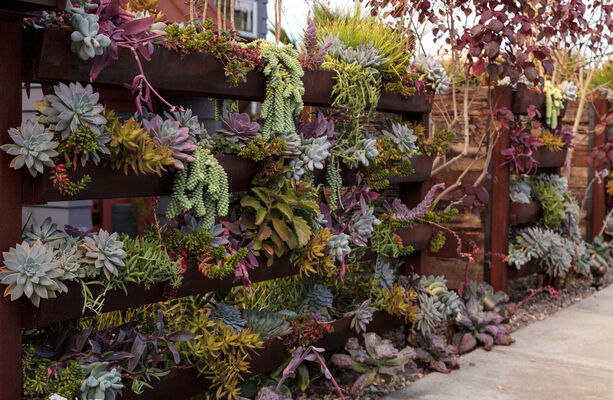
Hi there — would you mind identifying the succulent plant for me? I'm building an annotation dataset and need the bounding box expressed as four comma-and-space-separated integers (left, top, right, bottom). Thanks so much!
561, 80, 578, 101
420, 275, 461, 320
243, 309, 292, 340
413, 332, 459, 373
79, 362, 123, 400
348, 138, 379, 168
143, 115, 197, 169
374, 260, 395, 290
56, 239, 86, 281
413, 54, 451, 95
348, 207, 381, 246
83, 230, 127, 280
328, 233, 352, 261
331, 333, 416, 395
344, 299, 375, 334
303, 284, 334, 319
278, 131, 302, 157
23, 217, 66, 247
323, 35, 388, 72
209, 302, 247, 331
67, 124, 111, 166
0, 120, 59, 177
163, 108, 209, 144
510, 180, 532, 203
416, 293, 444, 335
381, 122, 419, 154
37, 82, 107, 139
0, 241, 67, 307
300, 136, 331, 171
65, 0, 111, 61
507, 226, 574, 277
287, 158, 307, 180
217, 113, 261, 147
299, 16, 331, 70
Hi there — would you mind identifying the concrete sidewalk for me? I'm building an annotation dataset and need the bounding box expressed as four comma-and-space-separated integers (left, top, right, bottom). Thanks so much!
383, 285, 613, 400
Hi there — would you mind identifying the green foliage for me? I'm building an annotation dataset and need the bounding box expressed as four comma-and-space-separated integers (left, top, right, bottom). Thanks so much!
535, 184, 564, 229
243, 309, 293, 340
360, 137, 414, 190
369, 221, 414, 259
22, 347, 85, 400
256, 40, 305, 139
373, 284, 419, 323
291, 227, 337, 278
241, 177, 319, 266
238, 137, 287, 162
417, 124, 455, 156
538, 130, 565, 152
166, 145, 229, 229
429, 230, 446, 253
590, 62, 613, 90
326, 156, 343, 211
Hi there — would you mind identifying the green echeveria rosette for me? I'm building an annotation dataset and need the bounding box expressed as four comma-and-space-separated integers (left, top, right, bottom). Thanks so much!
38, 82, 107, 140
0, 120, 59, 177
23, 216, 67, 248
83, 230, 127, 280
0, 241, 67, 307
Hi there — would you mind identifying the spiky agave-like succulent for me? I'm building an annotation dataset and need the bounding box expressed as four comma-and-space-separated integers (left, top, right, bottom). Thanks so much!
300, 136, 331, 171
243, 309, 292, 340
0, 120, 59, 177
413, 54, 451, 95
0, 241, 67, 307
83, 230, 127, 280
344, 299, 375, 334
217, 113, 261, 147
507, 226, 573, 277
23, 217, 66, 247
416, 293, 444, 335
37, 82, 107, 139
381, 122, 419, 154
143, 115, 197, 169
303, 284, 334, 319
328, 232, 351, 261
209, 302, 247, 331
79, 362, 123, 400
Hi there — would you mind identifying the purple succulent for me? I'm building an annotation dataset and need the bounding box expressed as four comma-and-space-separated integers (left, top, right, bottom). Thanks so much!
143, 115, 196, 169
217, 113, 261, 147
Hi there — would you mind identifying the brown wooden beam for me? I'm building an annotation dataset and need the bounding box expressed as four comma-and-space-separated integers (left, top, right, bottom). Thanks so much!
589, 99, 611, 240
0, 12, 24, 400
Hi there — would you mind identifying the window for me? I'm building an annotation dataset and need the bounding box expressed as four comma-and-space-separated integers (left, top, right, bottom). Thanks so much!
234, 0, 258, 38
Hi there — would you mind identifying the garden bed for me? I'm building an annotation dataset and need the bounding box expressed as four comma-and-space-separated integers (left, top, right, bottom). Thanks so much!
21, 28, 433, 115
121, 311, 402, 400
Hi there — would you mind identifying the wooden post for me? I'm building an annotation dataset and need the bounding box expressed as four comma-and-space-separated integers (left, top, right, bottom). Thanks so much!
0, 11, 24, 399
486, 86, 512, 293
589, 99, 611, 240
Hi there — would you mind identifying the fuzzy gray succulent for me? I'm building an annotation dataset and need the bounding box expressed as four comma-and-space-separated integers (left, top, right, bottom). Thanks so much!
509, 180, 532, 203
374, 260, 395, 290
287, 157, 307, 180
328, 232, 352, 261
348, 207, 381, 246
322, 35, 388, 72
0, 241, 67, 307
381, 122, 418, 154
1, 120, 59, 177
243, 309, 292, 340
217, 113, 261, 147
344, 299, 375, 334
303, 284, 334, 319
508, 226, 574, 277
164, 108, 210, 144
65, 0, 111, 61
55, 239, 86, 281
414, 54, 451, 95
209, 302, 247, 331
560, 81, 578, 101
83, 230, 127, 280
79, 362, 123, 400
38, 82, 107, 139
300, 136, 331, 171
143, 115, 197, 169
347, 138, 379, 168
23, 217, 66, 248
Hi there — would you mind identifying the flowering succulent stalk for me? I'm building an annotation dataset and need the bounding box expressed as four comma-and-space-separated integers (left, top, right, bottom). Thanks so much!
1, 120, 59, 177
390, 183, 445, 222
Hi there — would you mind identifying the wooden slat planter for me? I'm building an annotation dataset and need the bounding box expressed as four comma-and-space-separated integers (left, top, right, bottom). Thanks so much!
533, 148, 567, 169
507, 260, 541, 280
509, 201, 542, 226
1, 0, 57, 11
121, 311, 402, 400
23, 154, 435, 204
512, 84, 545, 115
22, 29, 433, 115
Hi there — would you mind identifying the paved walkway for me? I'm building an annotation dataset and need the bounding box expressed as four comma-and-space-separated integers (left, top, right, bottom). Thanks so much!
383, 285, 613, 400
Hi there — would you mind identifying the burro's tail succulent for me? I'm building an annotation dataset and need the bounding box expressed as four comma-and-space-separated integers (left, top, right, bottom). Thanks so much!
1, 120, 59, 177
83, 230, 127, 279
0, 241, 67, 307
79, 362, 123, 400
